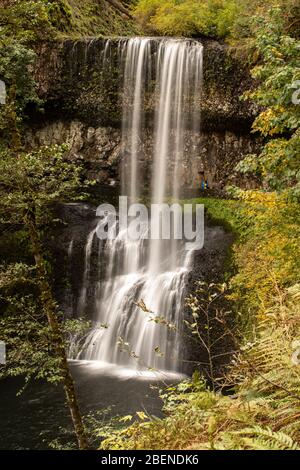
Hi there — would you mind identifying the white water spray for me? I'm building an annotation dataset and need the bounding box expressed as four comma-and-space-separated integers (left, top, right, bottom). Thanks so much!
76, 38, 203, 372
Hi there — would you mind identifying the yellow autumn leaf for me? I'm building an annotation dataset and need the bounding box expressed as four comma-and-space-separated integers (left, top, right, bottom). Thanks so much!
136, 411, 148, 421
119, 415, 133, 423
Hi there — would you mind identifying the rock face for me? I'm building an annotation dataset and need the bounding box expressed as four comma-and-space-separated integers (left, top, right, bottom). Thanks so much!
25, 121, 121, 184
26, 38, 261, 189
25, 120, 259, 189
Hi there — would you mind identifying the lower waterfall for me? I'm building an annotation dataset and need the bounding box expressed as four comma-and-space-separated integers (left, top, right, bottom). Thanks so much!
73, 38, 204, 372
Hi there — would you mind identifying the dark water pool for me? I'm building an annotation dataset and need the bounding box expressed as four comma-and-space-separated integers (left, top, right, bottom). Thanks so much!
0, 361, 183, 450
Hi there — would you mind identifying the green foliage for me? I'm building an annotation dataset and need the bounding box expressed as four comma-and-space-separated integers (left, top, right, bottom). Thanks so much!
0, 144, 89, 224
193, 195, 300, 314
0, 1, 53, 145
133, 0, 299, 39
0, 41, 37, 109
0, 0, 129, 38
0, 262, 91, 386
0, 1, 55, 42
0, 263, 61, 383
0, 39, 42, 145
0, 139, 93, 391
101, 198, 300, 451
133, 0, 240, 38
0, 0, 138, 39
101, 315, 300, 450
0, 139, 92, 447
0, 263, 35, 290
0, 1, 138, 146
46, 0, 74, 32
238, 7, 300, 198
215, 427, 300, 451
185, 281, 235, 387
65, 318, 92, 358
229, 0, 300, 41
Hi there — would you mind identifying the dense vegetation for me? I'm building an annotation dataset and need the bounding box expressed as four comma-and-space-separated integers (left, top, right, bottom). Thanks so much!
133, 0, 300, 39
0, 0, 138, 38
101, 193, 300, 449
99, 2, 300, 451
0, 0, 300, 452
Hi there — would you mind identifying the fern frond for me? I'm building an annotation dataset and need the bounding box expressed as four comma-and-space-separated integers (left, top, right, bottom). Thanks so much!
235, 426, 300, 450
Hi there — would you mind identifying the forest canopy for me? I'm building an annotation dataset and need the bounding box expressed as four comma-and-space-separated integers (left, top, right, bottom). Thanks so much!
132, 0, 300, 38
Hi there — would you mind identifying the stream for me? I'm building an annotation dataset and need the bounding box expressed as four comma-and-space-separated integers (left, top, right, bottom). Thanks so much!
0, 361, 183, 450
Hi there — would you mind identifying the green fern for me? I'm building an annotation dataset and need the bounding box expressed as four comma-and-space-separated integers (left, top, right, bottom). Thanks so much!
235, 426, 300, 450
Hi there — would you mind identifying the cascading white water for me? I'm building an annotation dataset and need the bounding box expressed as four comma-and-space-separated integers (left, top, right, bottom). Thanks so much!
77, 38, 203, 372
121, 38, 152, 201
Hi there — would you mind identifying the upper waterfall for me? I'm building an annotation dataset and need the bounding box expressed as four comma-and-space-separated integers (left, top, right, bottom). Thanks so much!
74, 37, 204, 372
120, 37, 203, 202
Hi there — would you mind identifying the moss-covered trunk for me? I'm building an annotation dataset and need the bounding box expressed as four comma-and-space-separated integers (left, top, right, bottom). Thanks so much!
24, 207, 89, 450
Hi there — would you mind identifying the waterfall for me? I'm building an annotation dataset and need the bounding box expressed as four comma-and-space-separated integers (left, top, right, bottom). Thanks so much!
75, 38, 203, 373
121, 38, 152, 201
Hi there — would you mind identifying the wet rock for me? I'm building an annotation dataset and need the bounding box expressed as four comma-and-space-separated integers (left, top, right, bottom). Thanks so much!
26, 38, 262, 189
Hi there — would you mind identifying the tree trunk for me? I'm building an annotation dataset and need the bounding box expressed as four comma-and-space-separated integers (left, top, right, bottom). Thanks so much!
104, 0, 133, 19
24, 208, 89, 450
7, 83, 21, 151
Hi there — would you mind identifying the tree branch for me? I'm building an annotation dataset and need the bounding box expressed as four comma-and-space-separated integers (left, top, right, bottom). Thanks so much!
104, 0, 133, 20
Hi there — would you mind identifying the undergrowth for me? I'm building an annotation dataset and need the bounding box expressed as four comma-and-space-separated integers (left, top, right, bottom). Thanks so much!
100, 195, 300, 450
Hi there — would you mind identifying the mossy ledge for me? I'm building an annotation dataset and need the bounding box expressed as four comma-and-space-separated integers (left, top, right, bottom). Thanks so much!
32, 38, 258, 132
25, 38, 261, 189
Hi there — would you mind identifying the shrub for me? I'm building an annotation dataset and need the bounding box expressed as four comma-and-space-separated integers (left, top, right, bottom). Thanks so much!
133, 0, 241, 38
